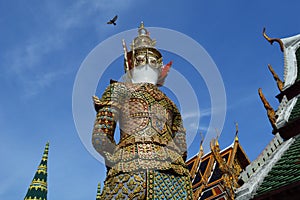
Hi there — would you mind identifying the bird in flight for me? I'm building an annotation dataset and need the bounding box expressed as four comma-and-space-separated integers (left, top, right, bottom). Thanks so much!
107, 15, 118, 26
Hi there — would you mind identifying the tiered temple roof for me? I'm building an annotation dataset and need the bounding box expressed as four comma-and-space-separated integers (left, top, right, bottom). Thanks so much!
236, 29, 300, 200
186, 129, 250, 200
254, 135, 300, 199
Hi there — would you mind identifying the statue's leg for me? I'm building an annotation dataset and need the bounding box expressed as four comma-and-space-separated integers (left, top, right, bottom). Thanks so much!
147, 170, 193, 200
100, 171, 147, 200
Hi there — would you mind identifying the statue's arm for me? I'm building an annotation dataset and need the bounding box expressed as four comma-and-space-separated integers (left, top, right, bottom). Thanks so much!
172, 108, 188, 161
92, 106, 118, 158
92, 83, 122, 161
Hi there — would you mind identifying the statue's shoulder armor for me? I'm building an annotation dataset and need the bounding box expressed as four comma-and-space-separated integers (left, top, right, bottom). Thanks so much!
93, 82, 128, 111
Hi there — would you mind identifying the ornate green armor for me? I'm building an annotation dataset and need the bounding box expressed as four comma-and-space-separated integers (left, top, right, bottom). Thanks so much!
92, 82, 193, 199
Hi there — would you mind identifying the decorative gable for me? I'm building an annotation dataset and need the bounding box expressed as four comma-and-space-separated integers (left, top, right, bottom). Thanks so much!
186, 133, 250, 200
281, 34, 300, 89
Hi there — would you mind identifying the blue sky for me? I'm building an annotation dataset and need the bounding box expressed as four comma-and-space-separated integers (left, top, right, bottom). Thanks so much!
1, 0, 300, 199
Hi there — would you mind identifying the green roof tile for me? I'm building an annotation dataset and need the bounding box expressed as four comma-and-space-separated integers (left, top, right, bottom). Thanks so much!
296, 47, 300, 82
289, 97, 300, 122
255, 135, 300, 197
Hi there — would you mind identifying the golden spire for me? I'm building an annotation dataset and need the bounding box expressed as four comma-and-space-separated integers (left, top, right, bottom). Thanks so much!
130, 21, 157, 50
214, 128, 221, 148
193, 136, 216, 199
200, 132, 204, 149
215, 138, 220, 148
210, 139, 225, 170
268, 64, 284, 91
258, 88, 277, 129
263, 27, 284, 52
189, 132, 204, 179
235, 122, 239, 141
139, 21, 144, 29
210, 138, 238, 200
230, 122, 240, 167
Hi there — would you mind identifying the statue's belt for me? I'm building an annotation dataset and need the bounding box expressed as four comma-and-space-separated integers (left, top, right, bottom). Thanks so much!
117, 135, 179, 150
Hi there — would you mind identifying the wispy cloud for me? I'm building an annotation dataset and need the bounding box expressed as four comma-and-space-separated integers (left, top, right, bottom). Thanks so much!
182, 108, 211, 120
182, 108, 212, 135
85, 0, 134, 12
22, 69, 70, 98
4, 0, 134, 98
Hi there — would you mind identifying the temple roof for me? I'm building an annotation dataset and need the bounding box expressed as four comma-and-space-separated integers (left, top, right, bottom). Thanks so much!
254, 134, 300, 198
237, 31, 300, 200
236, 134, 300, 199
186, 134, 250, 199
260, 30, 300, 140
236, 133, 289, 199
289, 97, 300, 122
24, 142, 49, 200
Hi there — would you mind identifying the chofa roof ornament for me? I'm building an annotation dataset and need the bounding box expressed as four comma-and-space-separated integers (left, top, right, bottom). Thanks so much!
262, 27, 284, 52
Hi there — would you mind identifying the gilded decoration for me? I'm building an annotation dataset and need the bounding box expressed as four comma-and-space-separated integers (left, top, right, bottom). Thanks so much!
258, 88, 277, 129
93, 82, 190, 177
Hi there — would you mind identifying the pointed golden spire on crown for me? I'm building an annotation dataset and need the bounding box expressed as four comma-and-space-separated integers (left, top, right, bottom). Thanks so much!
140, 21, 144, 28
123, 22, 163, 72
130, 21, 157, 50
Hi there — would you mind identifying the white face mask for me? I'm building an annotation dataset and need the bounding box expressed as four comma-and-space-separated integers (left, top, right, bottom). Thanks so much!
130, 64, 160, 84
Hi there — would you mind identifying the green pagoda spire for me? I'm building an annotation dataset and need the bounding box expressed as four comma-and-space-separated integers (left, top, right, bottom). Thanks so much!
96, 182, 101, 200
24, 142, 49, 200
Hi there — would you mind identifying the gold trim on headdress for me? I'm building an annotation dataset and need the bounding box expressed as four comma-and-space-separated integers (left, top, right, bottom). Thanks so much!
123, 22, 163, 72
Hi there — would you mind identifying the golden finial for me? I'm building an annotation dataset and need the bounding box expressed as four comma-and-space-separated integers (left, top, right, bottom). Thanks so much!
213, 128, 220, 148
190, 131, 205, 179
263, 27, 284, 52
235, 122, 238, 136
268, 64, 284, 91
258, 88, 277, 129
137, 21, 148, 37
234, 122, 239, 141
199, 131, 204, 152
215, 128, 220, 140
139, 21, 144, 29
200, 132, 204, 145
215, 139, 220, 147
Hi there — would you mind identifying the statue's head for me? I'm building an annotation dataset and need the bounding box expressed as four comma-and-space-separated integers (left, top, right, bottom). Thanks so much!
122, 22, 172, 86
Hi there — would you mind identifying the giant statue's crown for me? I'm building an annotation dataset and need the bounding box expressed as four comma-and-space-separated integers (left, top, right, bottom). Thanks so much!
123, 22, 163, 72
